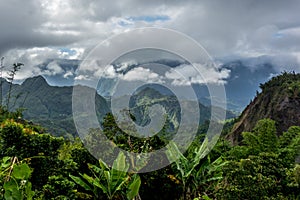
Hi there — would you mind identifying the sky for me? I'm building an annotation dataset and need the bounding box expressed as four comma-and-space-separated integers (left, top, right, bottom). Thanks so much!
1, 0, 300, 81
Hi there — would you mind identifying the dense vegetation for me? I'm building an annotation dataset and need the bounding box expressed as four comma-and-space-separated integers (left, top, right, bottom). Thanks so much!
0, 105, 299, 199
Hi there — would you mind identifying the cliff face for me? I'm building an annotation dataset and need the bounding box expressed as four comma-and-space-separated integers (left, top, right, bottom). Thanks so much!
228, 72, 300, 144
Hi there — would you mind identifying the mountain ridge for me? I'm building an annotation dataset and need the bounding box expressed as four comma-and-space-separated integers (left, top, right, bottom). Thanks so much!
1, 75, 236, 136
2, 75, 110, 136
228, 72, 300, 144
23, 58, 280, 112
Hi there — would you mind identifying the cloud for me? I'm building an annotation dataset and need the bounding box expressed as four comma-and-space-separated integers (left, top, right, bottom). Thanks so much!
1, 0, 300, 81
94, 65, 117, 78
63, 71, 74, 78
2, 47, 83, 80
90, 63, 164, 83
122, 67, 163, 83
115, 60, 138, 72
165, 63, 230, 86
240, 54, 300, 73
74, 74, 89, 80
126, 15, 170, 23
87, 60, 229, 86
43, 61, 64, 75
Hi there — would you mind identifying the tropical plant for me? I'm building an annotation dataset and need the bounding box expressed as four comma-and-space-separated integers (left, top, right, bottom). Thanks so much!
0, 156, 34, 200
70, 152, 141, 200
216, 119, 300, 199
0, 118, 65, 189
166, 137, 225, 199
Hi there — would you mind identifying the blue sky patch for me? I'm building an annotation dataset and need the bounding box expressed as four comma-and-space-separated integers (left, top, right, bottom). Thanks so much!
127, 15, 170, 23
272, 32, 284, 39
59, 48, 77, 56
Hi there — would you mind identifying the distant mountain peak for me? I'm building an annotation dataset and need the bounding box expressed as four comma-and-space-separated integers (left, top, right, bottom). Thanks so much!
22, 75, 49, 89
22, 76, 49, 91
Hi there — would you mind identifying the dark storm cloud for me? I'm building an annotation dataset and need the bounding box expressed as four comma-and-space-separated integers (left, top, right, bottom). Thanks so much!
0, 0, 81, 55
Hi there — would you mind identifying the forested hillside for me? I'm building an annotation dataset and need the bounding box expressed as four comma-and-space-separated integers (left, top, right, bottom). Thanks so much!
229, 72, 300, 144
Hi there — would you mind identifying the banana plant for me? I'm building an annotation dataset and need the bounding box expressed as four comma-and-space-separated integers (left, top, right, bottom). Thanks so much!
167, 138, 210, 187
167, 137, 226, 199
193, 155, 227, 196
70, 152, 141, 200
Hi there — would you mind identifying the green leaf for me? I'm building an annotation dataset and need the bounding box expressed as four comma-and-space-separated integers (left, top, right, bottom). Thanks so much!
12, 163, 32, 180
4, 180, 21, 200
111, 152, 129, 193
25, 182, 35, 200
88, 163, 102, 175
202, 195, 212, 200
81, 173, 95, 185
69, 174, 92, 191
3, 179, 18, 192
92, 177, 108, 194
166, 141, 186, 162
113, 177, 128, 193
1, 157, 11, 169
4, 190, 22, 200
99, 159, 109, 170
127, 175, 141, 200
112, 151, 128, 172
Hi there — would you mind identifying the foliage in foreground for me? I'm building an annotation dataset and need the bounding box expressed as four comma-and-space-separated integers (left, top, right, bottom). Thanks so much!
0, 106, 299, 199
70, 152, 141, 200
0, 157, 34, 200
216, 119, 300, 199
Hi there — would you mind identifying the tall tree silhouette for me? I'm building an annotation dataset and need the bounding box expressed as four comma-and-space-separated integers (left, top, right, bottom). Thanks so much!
6, 63, 23, 110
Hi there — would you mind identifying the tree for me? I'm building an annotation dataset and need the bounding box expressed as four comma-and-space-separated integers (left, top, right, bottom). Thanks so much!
6, 62, 23, 110
0, 119, 64, 189
0, 57, 4, 107
216, 119, 300, 199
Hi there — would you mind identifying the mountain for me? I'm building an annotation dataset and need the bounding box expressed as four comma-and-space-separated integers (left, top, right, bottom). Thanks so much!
228, 72, 300, 144
114, 85, 236, 132
1, 76, 110, 136
32, 58, 278, 112
1, 76, 235, 137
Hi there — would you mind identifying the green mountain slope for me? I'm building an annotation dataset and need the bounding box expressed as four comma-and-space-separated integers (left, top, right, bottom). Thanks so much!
113, 86, 235, 137
228, 72, 300, 144
1, 76, 110, 136
1, 76, 235, 137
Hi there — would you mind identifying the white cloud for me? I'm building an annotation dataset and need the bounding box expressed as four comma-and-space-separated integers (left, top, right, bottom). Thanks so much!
165, 63, 230, 86
63, 71, 74, 78
74, 74, 89, 80
122, 67, 163, 83
92, 64, 164, 83
43, 61, 64, 75
2, 46, 84, 80
91, 62, 229, 86
94, 65, 118, 78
